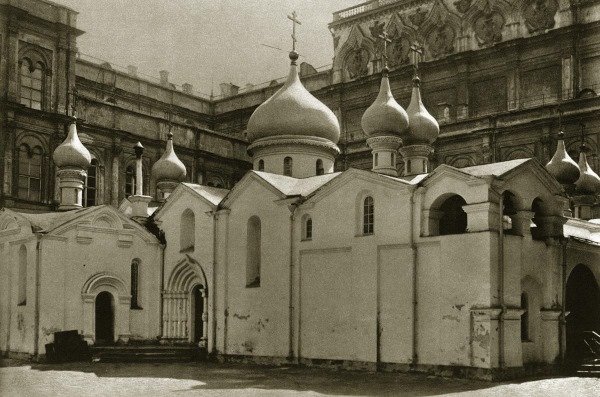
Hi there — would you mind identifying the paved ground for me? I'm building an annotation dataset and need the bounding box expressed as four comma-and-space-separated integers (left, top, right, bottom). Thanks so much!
0, 358, 599, 397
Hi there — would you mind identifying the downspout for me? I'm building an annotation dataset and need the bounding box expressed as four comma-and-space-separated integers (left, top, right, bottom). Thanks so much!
159, 242, 165, 339
411, 187, 421, 366
33, 234, 42, 358
560, 237, 568, 364
288, 203, 298, 361
498, 194, 505, 369
211, 210, 218, 355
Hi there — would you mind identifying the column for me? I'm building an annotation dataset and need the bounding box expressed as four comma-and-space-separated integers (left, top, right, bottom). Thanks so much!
540, 309, 562, 364
462, 202, 501, 233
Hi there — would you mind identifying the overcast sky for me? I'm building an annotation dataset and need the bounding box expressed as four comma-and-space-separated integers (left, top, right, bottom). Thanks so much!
53, 0, 359, 95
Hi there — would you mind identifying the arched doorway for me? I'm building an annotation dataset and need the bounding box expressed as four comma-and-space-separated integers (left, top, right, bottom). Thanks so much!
191, 285, 205, 344
95, 291, 115, 344
566, 264, 600, 361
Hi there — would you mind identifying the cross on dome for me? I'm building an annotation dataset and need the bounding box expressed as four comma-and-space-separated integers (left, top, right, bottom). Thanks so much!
377, 31, 392, 70
409, 41, 424, 76
287, 11, 301, 53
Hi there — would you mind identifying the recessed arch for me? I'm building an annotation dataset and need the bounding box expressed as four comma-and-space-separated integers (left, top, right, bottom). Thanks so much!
566, 264, 600, 361
428, 193, 467, 236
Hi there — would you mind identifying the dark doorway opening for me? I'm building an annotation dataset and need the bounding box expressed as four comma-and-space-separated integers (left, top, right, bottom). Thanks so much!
566, 264, 600, 361
192, 285, 204, 344
95, 291, 114, 344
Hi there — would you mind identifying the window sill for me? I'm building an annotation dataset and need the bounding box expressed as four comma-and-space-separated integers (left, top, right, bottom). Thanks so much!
17, 302, 26, 307
130, 306, 143, 311
301, 238, 312, 242
180, 246, 195, 254
355, 233, 374, 238
521, 339, 534, 344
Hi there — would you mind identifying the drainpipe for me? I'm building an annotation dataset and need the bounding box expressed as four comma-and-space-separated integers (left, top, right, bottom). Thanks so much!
159, 242, 165, 339
498, 195, 505, 369
560, 237, 568, 364
33, 234, 42, 358
411, 187, 421, 366
211, 210, 218, 355
288, 203, 298, 361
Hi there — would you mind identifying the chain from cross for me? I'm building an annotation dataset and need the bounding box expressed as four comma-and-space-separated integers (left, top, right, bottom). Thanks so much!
409, 41, 424, 73
287, 11, 301, 52
377, 31, 392, 68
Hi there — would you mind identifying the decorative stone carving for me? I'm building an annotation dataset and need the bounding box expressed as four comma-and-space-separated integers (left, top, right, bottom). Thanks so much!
387, 33, 411, 67
346, 47, 370, 79
427, 24, 456, 59
454, 0, 472, 14
524, 0, 559, 33
369, 20, 385, 56
409, 8, 428, 27
474, 10, 505, 46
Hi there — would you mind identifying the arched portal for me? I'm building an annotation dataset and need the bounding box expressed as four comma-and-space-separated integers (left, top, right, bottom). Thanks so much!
95, 291, 114, 344
191, 285, 205, 344
163, 257, 208, 346
566, 264, 600, 361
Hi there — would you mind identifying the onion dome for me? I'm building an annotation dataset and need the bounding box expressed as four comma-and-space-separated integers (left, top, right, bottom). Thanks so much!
404, 76, 439, 145
575, 144, 600, 194
545, 131, 580, 185
53, 118, 91, 169
246, 51, 340, 144
361, 67, 409, 137
151, 132, 186, 182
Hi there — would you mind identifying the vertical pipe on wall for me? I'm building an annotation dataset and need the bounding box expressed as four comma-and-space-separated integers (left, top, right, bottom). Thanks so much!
498, 194, 505, 369
33, 235, 42, 358
288, 203, 298, 361
560, 237, 568, 363
411, 187, 421, 366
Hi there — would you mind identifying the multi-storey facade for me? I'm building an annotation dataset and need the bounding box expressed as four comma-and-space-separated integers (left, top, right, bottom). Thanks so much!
2, 0, 600, 214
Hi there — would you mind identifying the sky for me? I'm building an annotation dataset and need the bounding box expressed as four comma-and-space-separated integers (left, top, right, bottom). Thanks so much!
53, 0, 360, 95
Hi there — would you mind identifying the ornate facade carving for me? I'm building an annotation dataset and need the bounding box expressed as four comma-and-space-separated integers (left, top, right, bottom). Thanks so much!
523, 0, 559, 33
409, 7, 428, 27
345, 46, 371, 79
474, 10, 505, 46
427, 24, 456, 59
454, 0, 472, 14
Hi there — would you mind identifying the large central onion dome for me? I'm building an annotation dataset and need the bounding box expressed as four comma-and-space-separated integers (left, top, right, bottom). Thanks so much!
152, 131, 186, 183
361, 67, 409, 137
546, 131, 580, 185
403, 76, 439, 145
246, 52, 340, 144
53, 118, 92, 169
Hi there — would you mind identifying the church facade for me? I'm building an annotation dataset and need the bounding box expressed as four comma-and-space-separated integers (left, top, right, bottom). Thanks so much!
1, 0, 600, 381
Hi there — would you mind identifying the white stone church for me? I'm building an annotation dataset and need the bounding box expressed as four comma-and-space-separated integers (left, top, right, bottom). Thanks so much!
1, 47, 600, 380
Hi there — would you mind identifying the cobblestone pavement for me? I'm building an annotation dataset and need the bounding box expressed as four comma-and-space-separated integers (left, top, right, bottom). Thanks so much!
1, 358, 599, 397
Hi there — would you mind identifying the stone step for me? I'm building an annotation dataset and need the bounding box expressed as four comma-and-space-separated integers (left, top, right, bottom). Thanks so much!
90, 346, 205, 363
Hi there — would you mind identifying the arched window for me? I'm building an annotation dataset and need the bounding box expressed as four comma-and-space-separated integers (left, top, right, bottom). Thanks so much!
316, 159, 324, 176
131, 259, 141, 309
85, 159, 98, 207
502, 191, 518, 234
302, 216, 313, 240
363, 196, 374, 235
20, 59, 43, 110
125, 165, 136, 197
180, 209, 195, 252
246, 216, 261, 288
438, 195, 467, 235
18, 245, 27, 306
283, 157, 293, 177
258, 159, 265, 171
521, 292, 529, 341
18, 144, 43, 202
530, 198, 544, 239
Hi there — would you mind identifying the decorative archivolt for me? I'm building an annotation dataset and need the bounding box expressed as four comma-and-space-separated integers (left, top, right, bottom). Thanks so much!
504, 147, 534, 161
419, 0, 462, 61
384, 14, 418, 68
461, 0, 513, 47
18, 42, 53, 72
166, 256, 208, 292
335, 24, 375, 81
90, 210, 121, 229
0, 214, 19, 232
448, 155, 475, 168
82, 272, 128, 296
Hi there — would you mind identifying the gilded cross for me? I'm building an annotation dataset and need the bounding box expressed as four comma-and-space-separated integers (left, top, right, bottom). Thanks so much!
378, 31, 392, 68
287, 11, 301, 52
409, 41, 424, 73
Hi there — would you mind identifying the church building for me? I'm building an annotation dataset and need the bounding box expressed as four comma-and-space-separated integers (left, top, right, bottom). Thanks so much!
1, 0, 600, 381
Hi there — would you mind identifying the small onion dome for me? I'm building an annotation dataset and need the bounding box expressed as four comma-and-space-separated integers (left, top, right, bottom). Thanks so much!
403, 76, 439, 145
361, 67, 409, 138
53, 118, 91, 169
246, 51, 340, 144
575, 144, 600, 194
151, 132, 186, 182
545, 131, 580, 185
